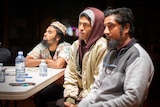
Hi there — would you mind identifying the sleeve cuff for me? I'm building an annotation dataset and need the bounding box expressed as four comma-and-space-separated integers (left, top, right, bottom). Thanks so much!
65, 97, 76, 104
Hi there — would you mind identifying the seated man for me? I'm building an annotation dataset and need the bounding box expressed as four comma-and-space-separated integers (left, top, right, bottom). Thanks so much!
25, 21, 71, 107
0, 42, 11, 65
61, 7, 108, 107
78, 7, 154, 107
25, 21, 71, 68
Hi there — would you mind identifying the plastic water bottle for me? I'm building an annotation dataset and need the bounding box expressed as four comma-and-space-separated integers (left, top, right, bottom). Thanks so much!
15, 51, 25, 82
39, 59, 47, 76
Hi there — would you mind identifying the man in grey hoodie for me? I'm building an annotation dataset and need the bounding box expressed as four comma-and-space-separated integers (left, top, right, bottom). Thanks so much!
78, 7, 154, 107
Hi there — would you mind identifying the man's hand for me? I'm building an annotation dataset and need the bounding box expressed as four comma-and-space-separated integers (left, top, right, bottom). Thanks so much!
45, 58, 52, 64
46, 57, 66, 68
64, 102, 77, 107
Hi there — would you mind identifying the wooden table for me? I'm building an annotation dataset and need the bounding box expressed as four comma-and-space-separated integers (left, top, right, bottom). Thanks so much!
0, 66, 64, 100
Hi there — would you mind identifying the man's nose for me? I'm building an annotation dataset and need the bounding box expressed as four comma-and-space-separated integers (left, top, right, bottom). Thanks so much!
104, 27, 110, 35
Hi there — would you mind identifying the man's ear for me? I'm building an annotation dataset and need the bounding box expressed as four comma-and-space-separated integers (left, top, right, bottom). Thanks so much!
56, 36, 61, 41
124, 23, 130, 33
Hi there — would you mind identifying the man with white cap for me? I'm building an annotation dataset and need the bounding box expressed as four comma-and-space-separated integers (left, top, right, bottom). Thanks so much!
25, 21, 71, 107
25, 21, 71, 68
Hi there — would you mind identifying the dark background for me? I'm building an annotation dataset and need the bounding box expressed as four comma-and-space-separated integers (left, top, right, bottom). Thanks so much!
1, 0, 160, 106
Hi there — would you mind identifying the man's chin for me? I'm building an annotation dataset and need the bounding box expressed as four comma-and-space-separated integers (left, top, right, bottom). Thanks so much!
107, 40, 118, 50
41, 40, 49, 47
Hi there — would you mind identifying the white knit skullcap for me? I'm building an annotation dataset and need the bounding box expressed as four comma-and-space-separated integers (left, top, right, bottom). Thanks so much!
79, 9, 95, 27
50, 21, 66, 35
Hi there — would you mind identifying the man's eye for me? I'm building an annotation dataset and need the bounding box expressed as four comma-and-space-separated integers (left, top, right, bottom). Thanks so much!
48, 31, 52, 34
108, 24, 114, 29
78, 23, 90, 28
83, 23, 87, 27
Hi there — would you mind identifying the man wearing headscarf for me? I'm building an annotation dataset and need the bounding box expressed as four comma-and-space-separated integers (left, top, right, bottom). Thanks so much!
61, 7, 108, 107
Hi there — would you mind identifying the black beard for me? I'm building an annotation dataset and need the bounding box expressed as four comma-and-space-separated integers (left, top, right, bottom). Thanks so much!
41, 40, 49, 48
107, 29, 123, 50
107, 39, 120, 50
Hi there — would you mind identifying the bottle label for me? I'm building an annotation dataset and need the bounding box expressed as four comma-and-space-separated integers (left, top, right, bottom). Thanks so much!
39, 65, 47, 76
16, 63, 25, 82
16, 63, 25, 70
0, 70, 5, 83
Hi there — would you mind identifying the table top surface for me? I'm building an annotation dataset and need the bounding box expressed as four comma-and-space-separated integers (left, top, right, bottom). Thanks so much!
0, 66, 64, 100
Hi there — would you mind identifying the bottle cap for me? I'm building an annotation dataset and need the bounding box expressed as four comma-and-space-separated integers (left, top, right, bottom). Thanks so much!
41, 59, 45, 63
0, 63, 3, 67
18, 51, 23, 55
